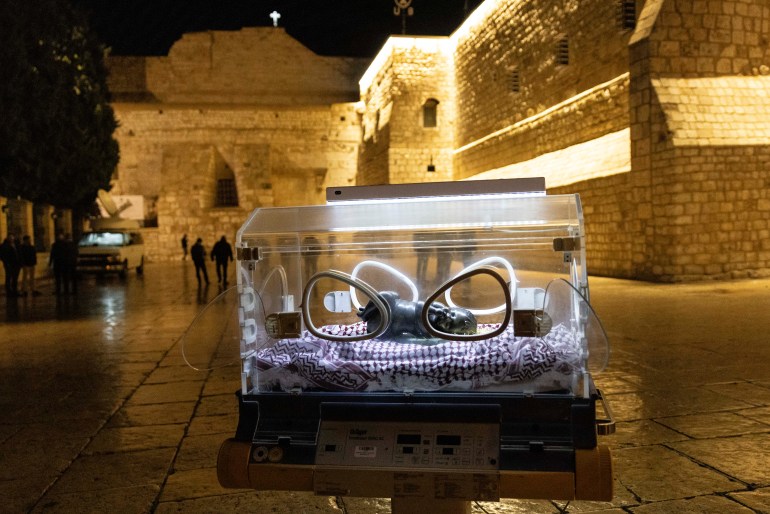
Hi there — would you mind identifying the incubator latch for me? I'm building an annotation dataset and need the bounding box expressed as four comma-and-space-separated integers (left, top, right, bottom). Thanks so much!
512, 310, 552, 337
552, 237, 580, 251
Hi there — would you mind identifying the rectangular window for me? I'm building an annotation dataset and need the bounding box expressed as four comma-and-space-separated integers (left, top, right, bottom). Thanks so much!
216, 178, 238, 207
556, 36, 569, 66
509, 68, 521, 93
618, 0, 636, 30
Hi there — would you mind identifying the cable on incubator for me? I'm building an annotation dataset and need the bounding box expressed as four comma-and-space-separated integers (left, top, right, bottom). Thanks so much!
422, 265, 512, 341
302, 270, 392, 342
258, 265, 289, 311
349, 260, 419, 310
444, 256, 517, 315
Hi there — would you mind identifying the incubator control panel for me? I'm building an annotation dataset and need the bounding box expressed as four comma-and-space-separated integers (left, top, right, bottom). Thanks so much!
315, 421, 500, 470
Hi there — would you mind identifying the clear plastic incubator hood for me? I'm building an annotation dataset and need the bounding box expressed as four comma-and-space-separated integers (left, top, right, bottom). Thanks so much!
212, 178, 615, 511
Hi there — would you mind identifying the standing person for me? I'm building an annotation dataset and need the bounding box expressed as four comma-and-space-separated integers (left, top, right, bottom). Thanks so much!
210, 235, 233, 286
49, 233, 67, 295
19, 235, 41, 296
63, 234, 79, 294
190, 238, 209, 286
181, 233, 188, 260
0, 235, 21, 297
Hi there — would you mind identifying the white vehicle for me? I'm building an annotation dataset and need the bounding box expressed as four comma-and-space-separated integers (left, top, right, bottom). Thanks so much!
77, 190, 146, 278
77, 221, 145, 278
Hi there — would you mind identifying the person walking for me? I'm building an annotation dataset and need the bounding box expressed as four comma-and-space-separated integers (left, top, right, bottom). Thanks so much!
19, 235, 41, 296
181, 233, 188, 260
190, 238, 209, 286
210, 235, 233, 286
0, 235, 21, 297
49, 233, 68, 295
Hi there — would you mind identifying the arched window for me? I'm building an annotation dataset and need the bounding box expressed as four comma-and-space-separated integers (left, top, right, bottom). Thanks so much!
216, 165, 239, 207
423, 98, 439, 128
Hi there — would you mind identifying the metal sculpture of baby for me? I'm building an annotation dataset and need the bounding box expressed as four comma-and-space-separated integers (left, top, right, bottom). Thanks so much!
358, 290, 477, 340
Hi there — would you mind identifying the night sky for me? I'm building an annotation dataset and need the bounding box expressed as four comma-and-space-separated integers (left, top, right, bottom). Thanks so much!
72, 0, 484, 58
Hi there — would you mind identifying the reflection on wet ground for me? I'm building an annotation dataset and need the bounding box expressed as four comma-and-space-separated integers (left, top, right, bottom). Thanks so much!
1, 263, 769, 513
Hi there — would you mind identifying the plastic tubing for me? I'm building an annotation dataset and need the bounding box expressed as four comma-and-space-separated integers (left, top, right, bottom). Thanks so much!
444, 256, 517, 315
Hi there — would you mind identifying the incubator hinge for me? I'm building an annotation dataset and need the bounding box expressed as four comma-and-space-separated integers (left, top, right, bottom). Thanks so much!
237, 246, 262, 265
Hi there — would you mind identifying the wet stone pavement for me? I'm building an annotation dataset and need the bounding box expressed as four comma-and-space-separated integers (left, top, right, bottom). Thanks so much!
1, 262, 770, 513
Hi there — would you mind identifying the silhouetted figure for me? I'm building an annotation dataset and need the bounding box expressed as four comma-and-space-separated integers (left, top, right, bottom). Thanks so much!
210, 236, 233, 286
181, 233, 188, 260
191, 238, 209, 286
0, 235, 21, 297
19, 235, 41, 296
49, 233, 68, 295
63, 234, 79, 294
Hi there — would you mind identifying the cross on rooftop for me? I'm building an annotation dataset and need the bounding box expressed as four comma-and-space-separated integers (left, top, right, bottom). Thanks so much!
269, 11, 281, 27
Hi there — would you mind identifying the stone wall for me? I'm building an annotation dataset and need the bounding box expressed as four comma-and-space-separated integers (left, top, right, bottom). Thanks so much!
113, 103, 360, 261
627, 0, 770, 280
387, 39, 455, 184
358, 49, 395, 186
454, 75, 631, 180
358, 38, 455, 185
107, 28, 364, 262
450, 0, 770, 281
144, 28, 368, 105
551, 174, 644, 280
649, 145, 770, 280
104, 1, 770, 280
453, 0, 636, 152
105, 56, 154, 102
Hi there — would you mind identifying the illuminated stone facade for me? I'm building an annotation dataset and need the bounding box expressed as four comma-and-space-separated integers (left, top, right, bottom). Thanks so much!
358, 38, 456, 184
106, 28, 366, 261
103, 0, 770, 280
357, 0, 770, 281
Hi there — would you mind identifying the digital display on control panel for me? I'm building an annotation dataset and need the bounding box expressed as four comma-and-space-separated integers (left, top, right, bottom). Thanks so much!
396, 434, 422, 445
436, 435, 461, 446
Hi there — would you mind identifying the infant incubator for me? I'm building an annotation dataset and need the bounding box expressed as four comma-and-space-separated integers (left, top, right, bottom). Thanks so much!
212, 178, 615, 510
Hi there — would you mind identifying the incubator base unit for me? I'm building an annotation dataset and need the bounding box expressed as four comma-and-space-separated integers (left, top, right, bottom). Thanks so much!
216, 178, 615, 506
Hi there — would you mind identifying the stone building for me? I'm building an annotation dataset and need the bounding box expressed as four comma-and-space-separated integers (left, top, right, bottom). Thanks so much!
105, 27, 368, 261
7, 0, 767, 283
357, 0, 770, 281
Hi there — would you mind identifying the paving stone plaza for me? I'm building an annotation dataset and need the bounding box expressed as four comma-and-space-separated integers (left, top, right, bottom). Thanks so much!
1, 262, 769, 513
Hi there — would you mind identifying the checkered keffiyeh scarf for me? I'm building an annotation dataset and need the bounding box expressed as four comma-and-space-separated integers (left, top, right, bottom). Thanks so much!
254, 322, 582, 392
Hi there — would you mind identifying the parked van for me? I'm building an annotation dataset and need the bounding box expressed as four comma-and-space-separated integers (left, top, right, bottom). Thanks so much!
77, 219, 145, 278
